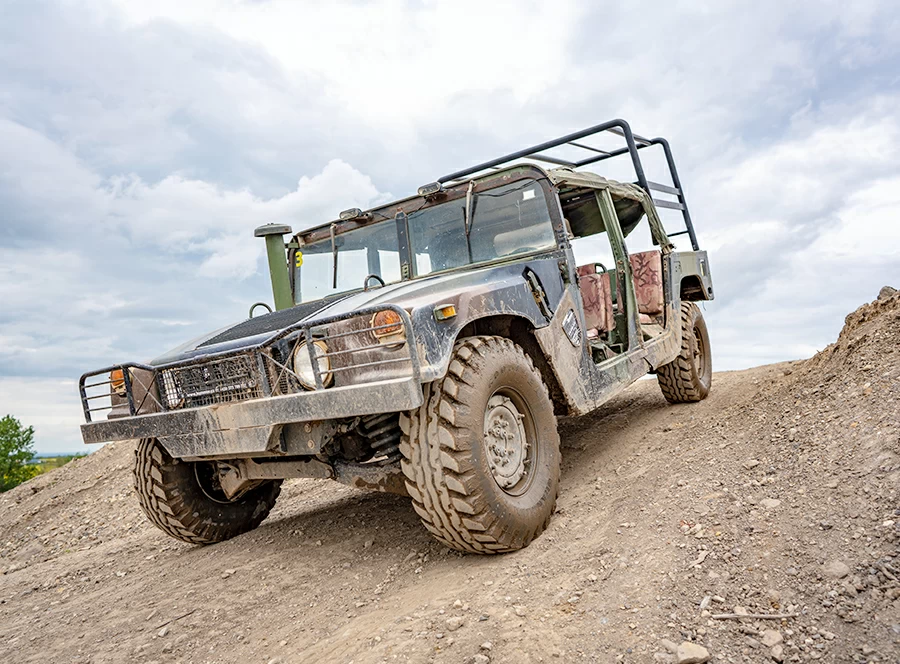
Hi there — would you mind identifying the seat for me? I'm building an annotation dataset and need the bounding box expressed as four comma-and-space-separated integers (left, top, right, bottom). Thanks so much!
629, 250, 664, 323
576, 264, 614, 337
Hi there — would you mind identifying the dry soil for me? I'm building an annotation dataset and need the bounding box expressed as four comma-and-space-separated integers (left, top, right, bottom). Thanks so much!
1, 292, 898, 664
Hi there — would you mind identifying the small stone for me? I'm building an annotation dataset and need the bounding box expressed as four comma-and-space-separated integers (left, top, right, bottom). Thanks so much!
513, 605, 526, 617
743, 460, 761, 470
660, 639, 678, 653
760, 498, 781, 510
446, 617, 465, 632
472, 655, 490, 664
823, 561, 850, 579
267, 659, 283, 664
699, 596, 711, 610
675, 641, 710, 663
761, 630, 783, 647
770, 644, 784, 662
453, 599, 463, 608
733, 606, 749, 616
221, 569, 236, 579
480, 641, 493, 650
363, 539, 374, 549
157, 626, 169, 638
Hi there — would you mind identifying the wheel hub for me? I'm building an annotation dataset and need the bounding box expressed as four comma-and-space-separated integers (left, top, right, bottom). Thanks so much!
484, 395, 528, 490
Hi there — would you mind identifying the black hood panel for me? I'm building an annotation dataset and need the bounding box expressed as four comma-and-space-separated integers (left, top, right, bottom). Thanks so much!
198, 292, 352, 348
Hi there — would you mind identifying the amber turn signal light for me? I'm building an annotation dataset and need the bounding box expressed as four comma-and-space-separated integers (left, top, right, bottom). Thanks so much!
433, 304, 457, 321
110, 369, 127, 397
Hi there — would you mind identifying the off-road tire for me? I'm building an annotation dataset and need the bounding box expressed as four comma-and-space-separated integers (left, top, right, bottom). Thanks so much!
657, 302, 712, 403
399, 336, 560, 554
133, 438, 282, 545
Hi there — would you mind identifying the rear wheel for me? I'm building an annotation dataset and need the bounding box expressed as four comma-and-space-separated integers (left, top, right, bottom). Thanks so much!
657, 302, 712, 403
133, 438, 281, 545
400, 336, 560, 554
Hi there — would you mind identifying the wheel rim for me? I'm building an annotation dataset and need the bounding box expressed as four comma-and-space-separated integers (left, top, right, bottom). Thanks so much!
483, 388, 535, 496
692, 324, 708, 378
194, 462, 240, 504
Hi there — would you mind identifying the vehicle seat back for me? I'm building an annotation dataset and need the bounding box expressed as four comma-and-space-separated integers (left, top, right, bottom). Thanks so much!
629, 250, 664, 316
576, 264, 614, 335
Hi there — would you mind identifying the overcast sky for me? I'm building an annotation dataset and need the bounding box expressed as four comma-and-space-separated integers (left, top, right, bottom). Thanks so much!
2, 0, 899, 454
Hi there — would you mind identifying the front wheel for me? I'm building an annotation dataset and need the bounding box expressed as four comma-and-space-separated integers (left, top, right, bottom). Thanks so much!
400, 336, 560, 554
133, 438, 281, 545
657, 302, 712, 403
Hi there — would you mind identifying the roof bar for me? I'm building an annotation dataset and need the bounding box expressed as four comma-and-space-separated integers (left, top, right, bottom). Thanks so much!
438, 118, 645, 185
653, 199, 685, 211
646, 181, 681, 196
567, 141, 610, 155
526, 153, 579, 167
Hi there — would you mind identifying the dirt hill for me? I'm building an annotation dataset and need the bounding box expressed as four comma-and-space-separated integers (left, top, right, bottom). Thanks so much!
1, 292, 898, 664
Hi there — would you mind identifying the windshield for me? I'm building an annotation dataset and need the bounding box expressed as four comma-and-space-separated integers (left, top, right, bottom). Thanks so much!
293, 220, 401, 303
291, 178, 557, 303
408, 180, 556, 276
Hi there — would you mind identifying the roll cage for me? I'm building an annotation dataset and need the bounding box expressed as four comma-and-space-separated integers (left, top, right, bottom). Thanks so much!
438, 118, 699, 251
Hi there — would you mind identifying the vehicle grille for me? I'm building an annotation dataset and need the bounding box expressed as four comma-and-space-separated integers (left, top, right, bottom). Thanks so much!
157, 354, 262, 410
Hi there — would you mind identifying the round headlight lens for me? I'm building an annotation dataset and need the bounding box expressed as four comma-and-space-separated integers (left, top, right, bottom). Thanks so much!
371, 309, 404, 340
292, 339, 332, 389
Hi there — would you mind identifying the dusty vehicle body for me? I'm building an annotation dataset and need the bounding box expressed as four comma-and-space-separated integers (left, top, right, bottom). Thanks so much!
80, 119, 714, 551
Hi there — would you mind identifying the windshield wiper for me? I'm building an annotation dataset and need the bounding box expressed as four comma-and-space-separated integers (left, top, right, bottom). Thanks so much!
464, 180, 475, 237
330, 223, 338, 289
463, 181, 475, 262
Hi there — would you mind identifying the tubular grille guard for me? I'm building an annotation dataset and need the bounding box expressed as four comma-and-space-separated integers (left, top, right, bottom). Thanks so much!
78, 363, 162, 423
78, 305, 420, 422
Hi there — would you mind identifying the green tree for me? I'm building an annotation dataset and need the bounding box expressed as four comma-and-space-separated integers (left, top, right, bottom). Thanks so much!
0, 415, 40, 492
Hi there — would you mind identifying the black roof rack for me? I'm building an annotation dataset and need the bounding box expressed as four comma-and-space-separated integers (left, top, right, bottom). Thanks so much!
437, 119, 699, 251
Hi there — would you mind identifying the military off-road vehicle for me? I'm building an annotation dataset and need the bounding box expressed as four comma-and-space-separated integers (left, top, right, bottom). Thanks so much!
79, 120, 714, 553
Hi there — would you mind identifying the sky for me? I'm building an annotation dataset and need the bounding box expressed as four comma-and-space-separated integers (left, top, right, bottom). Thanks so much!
1, 0, 899, 454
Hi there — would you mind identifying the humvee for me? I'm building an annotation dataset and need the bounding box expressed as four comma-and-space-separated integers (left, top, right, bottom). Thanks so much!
79, 120, 713, 553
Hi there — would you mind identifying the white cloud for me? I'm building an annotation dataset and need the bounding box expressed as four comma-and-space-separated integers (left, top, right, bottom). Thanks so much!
3, 0, 900, 453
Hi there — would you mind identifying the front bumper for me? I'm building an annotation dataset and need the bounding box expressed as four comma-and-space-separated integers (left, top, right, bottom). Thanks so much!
79, 304, 422, 459
80, 376, 423, 458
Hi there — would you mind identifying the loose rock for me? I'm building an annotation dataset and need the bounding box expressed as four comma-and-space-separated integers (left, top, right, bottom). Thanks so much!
823, 560, 851, 579
446, 616, 465, 632
675, 641, 710, 664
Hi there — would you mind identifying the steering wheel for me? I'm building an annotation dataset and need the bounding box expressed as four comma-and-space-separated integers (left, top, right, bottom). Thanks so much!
363, 274, 385, 291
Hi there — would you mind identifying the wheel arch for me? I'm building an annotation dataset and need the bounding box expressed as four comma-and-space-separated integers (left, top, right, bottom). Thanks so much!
453, 314, 568, 416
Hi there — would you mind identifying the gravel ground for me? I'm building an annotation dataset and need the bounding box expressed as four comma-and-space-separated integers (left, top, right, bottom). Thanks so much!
1, 291, 897, 664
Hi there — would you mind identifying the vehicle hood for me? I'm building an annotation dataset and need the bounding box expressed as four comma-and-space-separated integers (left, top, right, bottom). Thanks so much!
149, 263, 530, 366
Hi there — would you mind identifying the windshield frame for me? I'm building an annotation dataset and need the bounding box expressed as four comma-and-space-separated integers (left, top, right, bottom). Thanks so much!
288, 165, 567, 304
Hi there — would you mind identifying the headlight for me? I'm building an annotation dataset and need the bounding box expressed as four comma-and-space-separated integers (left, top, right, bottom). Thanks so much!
292, 339, 333, 389
371, 310, 406, 344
